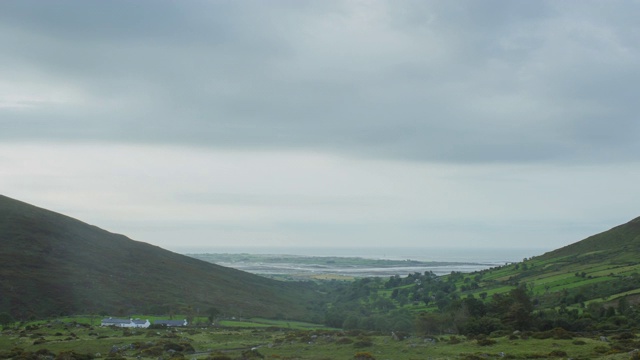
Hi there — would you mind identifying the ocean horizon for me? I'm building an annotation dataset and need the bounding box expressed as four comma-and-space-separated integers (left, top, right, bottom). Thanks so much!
173, 245, 552, 265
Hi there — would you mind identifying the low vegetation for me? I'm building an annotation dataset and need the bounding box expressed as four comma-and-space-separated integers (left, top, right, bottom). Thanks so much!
2, 318, 640, 360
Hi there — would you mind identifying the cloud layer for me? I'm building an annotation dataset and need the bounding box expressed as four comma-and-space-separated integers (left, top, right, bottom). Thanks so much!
3, 1, 639, 163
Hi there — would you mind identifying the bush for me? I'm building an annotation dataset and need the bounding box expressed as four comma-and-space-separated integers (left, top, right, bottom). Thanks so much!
548, 350, 567, 357
477, 338, 496, 346
614, 332, 636, 340
36, 349, 55, 357
353, 340, 373, 348
240, 349, 264, 359
141, 347, 163, 357
593, 345, 609, 354
336, 337, 354, 345
0, 348, 25, 359
448, 336, 461, 344
551, 327, 573, 340
461, 355, 483, 360
163, 342, 184, 352
354, 352, 376, 360
55, 351, 94, 360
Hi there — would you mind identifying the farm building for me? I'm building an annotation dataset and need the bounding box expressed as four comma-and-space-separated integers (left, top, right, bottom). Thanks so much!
100, 317, 150, 328
154, 319, 188, 327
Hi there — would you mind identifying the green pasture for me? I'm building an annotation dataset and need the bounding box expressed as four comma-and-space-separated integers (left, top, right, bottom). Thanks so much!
3, 320, 638, 360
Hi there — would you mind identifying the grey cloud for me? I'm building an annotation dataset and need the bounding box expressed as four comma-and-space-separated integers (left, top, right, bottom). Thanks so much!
1, 1, 639, 163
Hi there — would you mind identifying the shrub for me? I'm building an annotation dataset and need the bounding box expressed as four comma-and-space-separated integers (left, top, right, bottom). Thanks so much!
353, 340, 373, 348
615, 332, 636, 340
353, 336, 373, 348
55, 351, 94, 360
162, 342, 184, 352
593, 345, 609, 354
548, 350, 567, 357
336, 337, 354, 344
0, 348, 25, 359
36, 349, 55, 357
551, 327, 573, 340
461, 355, 483, 360
477, 338, 496, 346
240, 349, 264, 359
354, 352, 376, 360
178, 342, 194, 354
141, 347, 163, 357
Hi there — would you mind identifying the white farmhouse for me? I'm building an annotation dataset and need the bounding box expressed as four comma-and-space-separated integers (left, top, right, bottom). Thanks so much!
100, 317, 150, 328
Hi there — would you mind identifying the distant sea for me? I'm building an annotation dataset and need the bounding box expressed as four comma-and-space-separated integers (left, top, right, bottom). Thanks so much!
173, 246, 551, 263
174, 246, 552, 277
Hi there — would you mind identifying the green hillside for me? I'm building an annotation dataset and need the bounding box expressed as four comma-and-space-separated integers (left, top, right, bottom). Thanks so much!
540, 216, 640, 260
315, 216, 640, 334
0, 195, 321, 321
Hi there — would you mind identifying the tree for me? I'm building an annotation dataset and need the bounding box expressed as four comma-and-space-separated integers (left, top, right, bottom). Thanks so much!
0, 312, 14, 328
617, 296, 631, 316
487, 286, 533, 330
207, 307, 221, 325
415, 312, 449, 335
343, 314, 360, 330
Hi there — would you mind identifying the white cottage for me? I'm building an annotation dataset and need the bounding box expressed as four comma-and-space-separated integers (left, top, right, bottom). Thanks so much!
100, 317, 150, 328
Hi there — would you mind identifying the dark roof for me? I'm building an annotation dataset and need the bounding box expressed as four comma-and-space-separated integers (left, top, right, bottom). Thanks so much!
154, 320, 186, 326
101, 318, 130, 324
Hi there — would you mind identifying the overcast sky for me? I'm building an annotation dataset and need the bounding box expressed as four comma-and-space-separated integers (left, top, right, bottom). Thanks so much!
1, 1, 639, 257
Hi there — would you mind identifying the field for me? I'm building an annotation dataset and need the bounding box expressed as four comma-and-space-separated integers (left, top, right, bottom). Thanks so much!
2, 318, 640, 360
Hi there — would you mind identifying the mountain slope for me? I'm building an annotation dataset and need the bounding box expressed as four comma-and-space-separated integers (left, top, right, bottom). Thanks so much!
474, 216, 640, 309
538, 216, 640, 261
0, 195, 319, 320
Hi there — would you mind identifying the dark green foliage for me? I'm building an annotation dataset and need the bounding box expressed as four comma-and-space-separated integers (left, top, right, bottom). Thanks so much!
460, 316, 502, 336
476, 336, 497, 346
55, 351, 94, 360
353, 336, 373, 348
0, 312, 14, 328
353, 352, 376, 360
240, 349, 264, 359
548, 350, 567, 357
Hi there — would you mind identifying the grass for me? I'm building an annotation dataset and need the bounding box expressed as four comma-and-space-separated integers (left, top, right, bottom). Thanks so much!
3, 320, 638, 360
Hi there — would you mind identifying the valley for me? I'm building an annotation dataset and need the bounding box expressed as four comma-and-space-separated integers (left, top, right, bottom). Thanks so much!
3, 195, 640, 359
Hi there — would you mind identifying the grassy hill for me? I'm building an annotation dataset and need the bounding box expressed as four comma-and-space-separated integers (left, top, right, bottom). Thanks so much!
424, 216, 640, 315
0, 195, 321, 321
483, 216, 640, 304
539, 216, 640, 261
312, 216, 640, 334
